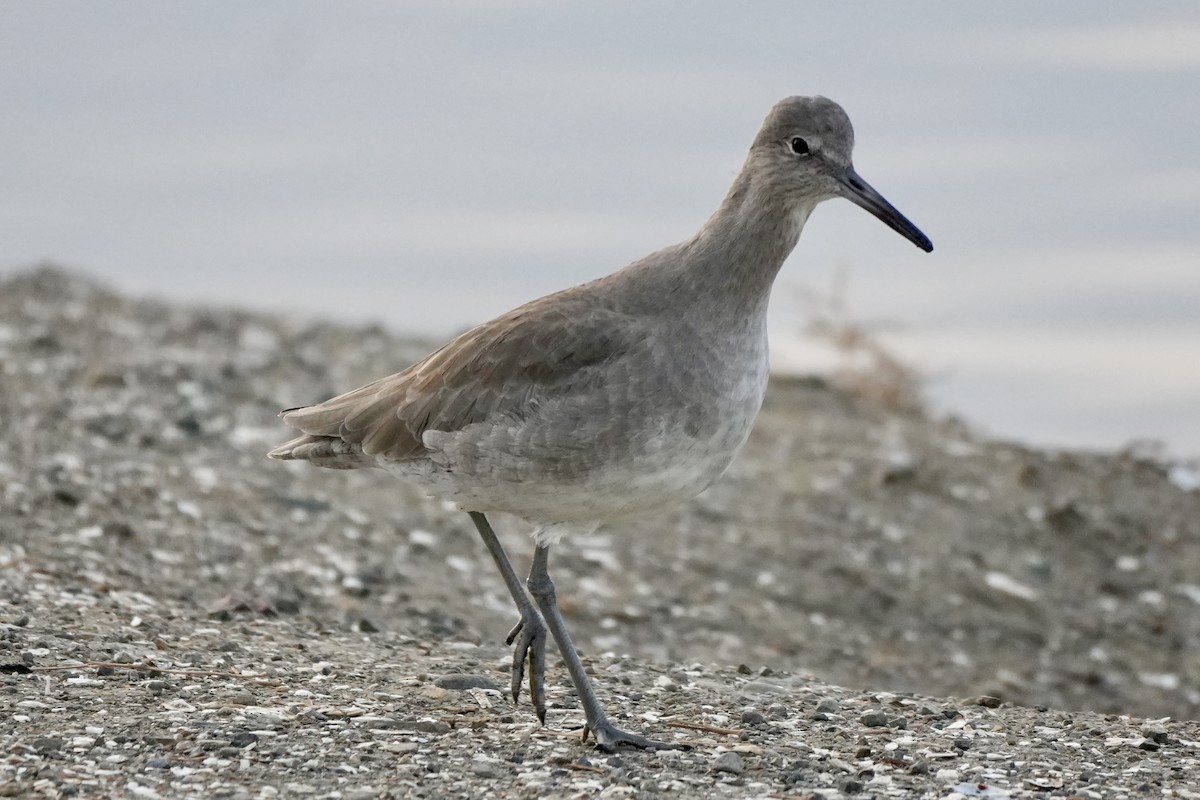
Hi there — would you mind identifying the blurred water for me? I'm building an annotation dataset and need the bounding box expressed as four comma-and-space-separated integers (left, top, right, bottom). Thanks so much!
2, 2, 1197, 455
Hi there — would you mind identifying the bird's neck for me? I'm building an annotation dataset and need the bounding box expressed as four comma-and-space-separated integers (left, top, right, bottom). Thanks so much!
683, 165, 813, 321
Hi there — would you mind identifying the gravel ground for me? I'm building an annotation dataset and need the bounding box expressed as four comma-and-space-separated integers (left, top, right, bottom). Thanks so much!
3, 266, 1200, 798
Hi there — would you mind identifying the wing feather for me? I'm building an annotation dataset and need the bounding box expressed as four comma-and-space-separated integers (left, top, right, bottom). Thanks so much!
278, 294, 646, 463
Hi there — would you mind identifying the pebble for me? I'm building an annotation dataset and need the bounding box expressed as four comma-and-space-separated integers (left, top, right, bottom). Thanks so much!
736, 680, 787, 697
356, 716, 402, 729
740, 709, 765, 725
711, 751, 745, 775
434, 674, 499, 691
1142, 725, 1169, 744
859, 710, 889, 728
230, 732, 259, 748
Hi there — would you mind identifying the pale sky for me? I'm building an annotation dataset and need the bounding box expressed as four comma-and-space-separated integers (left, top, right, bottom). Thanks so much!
3, 2, 1198, 454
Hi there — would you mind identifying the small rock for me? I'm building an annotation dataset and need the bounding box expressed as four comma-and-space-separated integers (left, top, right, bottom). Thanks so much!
740, 709, 765, 725
712, 751, 745, 775
273, 597, 302, 615
877, 461, 917, 486
414, 720, 451, 734
952, 736, 972, 751
1142, 726, 1169, 744
1137, 738, 1160, 752
357, 715, 402, 729
860, 710, 889, 728
815, 698, 840, 714
736, 680, 786, 697
434, 674, 499, 692
1045, 500, 1086, 532
470, 762, 499, 778
31, 736, 63, 753
229, 732, 259, 748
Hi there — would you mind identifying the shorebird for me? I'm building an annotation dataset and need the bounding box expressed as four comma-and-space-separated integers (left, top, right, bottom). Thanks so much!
269, 96, 932, 751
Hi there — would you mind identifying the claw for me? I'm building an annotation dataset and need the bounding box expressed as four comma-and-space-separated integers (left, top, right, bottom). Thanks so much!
505, 619, 523, 647
506, 612, 547, 723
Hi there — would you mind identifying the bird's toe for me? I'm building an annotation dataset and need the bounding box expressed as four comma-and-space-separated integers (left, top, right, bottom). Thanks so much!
507, 612, 548, 723
588, 719, 691, 752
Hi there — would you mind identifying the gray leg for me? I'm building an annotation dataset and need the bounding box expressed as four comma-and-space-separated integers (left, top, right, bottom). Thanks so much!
468, 512, 547, 723
526, 544, 688, 752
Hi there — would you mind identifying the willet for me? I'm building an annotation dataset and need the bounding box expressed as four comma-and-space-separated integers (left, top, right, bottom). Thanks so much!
269, 96, 932, 751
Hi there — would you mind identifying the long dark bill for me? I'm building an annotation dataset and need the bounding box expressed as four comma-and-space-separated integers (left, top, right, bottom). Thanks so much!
840, 167, 933, 253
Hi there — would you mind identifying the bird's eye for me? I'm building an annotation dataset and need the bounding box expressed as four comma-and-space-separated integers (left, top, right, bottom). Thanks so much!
789, 137, 811, 156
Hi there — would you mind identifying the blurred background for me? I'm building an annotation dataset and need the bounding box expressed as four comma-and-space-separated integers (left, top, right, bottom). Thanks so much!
3, 1, 1198, 455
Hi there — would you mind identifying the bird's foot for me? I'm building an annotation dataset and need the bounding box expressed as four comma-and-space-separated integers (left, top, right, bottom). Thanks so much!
585, 718, 691, 753
505, 614, 547, 723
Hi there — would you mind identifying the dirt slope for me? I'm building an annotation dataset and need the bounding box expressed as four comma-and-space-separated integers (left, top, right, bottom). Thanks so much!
2, 267, 1199, 798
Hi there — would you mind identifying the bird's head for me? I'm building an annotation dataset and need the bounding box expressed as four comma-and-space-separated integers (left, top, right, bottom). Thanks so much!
751, 96, 932, 252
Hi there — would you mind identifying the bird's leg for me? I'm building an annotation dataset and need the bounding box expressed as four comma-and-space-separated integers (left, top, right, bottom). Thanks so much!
467, 512, 547, 723
526, 544, 688, 752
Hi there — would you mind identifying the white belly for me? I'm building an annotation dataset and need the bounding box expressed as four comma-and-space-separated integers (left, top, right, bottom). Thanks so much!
384, 328, 771, 534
